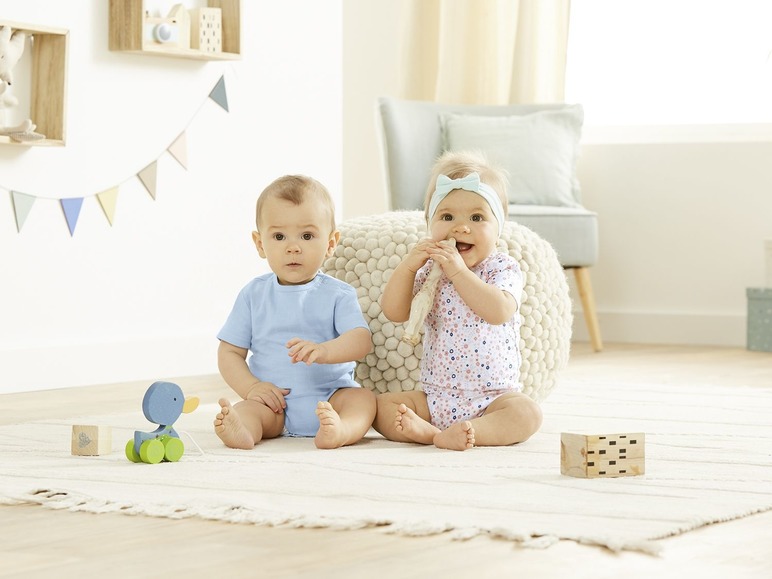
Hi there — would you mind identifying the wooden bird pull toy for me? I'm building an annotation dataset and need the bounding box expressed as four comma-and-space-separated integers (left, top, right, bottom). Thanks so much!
401, 238, 456, 346
125, 381, 200, 464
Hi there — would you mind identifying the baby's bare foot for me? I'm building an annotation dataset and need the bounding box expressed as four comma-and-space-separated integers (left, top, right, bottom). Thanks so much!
434, 420, 475, 451
395, 403, 439, 444
315, 401, 348, 449
214, 398, 255, 450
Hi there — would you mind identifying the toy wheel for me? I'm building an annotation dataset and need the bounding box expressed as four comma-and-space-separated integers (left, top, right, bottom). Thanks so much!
139, 439, 164, 464
125, 439, 141, 463
163, 437, 184, 462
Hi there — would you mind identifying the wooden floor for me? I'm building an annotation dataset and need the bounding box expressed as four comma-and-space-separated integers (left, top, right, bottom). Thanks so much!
2, 343, 772, 579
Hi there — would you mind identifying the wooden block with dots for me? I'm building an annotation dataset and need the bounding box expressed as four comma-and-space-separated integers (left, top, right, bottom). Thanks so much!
560, 432, 645, 478
71, 425, 112, 456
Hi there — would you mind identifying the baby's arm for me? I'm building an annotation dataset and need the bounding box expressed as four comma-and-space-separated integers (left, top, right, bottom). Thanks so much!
287, 327, 371, 365
381, 238, 434, 322
451, 269, 517, 324
428, 244, 517, 325
217, 340, 289, 413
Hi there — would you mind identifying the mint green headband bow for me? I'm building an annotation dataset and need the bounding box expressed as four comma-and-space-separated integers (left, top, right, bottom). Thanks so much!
428, 172, 505, 236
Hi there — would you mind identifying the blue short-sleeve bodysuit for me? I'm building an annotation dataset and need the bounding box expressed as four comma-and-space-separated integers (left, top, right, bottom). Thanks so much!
218, 272, 369, 436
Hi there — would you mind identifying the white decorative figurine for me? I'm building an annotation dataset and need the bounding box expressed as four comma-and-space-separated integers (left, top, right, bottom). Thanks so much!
0, 25, 44, 142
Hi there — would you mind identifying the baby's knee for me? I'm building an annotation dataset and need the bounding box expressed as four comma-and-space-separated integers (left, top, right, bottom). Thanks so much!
518, 396, 543, 437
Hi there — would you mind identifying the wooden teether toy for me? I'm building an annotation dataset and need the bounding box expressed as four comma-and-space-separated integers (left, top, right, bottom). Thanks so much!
401, 238, 456, 345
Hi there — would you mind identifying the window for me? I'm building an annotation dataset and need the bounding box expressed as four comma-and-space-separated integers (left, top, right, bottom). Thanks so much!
565, 0, 772, 129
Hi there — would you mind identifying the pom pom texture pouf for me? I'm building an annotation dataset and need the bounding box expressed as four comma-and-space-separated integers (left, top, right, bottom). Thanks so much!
321, 211, 572, 403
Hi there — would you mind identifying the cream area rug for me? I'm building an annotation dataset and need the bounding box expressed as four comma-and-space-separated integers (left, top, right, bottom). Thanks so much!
1, 379, 771, 555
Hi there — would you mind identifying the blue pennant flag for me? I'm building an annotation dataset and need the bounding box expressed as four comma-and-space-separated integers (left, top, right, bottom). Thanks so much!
61, 197, 84, 236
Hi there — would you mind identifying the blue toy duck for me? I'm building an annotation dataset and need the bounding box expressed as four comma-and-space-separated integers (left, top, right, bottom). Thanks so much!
125, 381, 200, 464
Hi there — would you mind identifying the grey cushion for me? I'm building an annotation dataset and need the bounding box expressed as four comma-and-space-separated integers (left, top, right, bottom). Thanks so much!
377, 96, 598, 269
509, 205, 598, 267
441, 106, 584, 207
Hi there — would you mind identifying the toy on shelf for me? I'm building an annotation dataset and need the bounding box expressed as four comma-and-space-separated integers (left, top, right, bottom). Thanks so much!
0, 25, 25, 86
143, 4, 190, 50
125, 381, 200, 464
190, 7, 222, 53
560, 432, 645, 478
401, 238, 456, 346
0, 25, 44, 142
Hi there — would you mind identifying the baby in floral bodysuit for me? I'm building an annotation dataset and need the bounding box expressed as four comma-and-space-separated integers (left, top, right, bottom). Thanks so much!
373, 151, 543, 451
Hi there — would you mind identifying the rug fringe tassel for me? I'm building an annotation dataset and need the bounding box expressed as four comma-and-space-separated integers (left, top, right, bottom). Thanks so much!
18, 487, 762, 556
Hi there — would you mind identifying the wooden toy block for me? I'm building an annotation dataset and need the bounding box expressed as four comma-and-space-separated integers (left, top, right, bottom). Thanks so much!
189, 7, 222, 53
71, 425, 112, 456
560, 432, 645, 478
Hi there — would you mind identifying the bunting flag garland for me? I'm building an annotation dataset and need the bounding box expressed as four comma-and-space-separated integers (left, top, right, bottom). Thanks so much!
11, 191, 35, 232
168, 132, 188, 170
60, 197, 84, 237
138, 161, 158, 200
209, 76, 229, 112
97, 187, 119, 226
3, 75, 230, 236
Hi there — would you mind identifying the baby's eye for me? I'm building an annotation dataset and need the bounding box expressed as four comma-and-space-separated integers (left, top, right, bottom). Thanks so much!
302, 233, 314, 241
471, 214, 483, 222
440, 213, 453, 221
273, 233, 285, 241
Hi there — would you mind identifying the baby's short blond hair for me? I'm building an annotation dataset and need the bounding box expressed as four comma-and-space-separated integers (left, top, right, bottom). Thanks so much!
423, 151, 509, 222
256, 175, 336, 232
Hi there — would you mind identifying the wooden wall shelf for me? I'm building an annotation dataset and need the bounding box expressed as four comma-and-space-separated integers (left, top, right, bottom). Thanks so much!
0, 21, 68, 147
109, 1, 241, 61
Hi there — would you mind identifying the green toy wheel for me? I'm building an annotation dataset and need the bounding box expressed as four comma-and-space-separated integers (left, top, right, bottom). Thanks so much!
163, 436, 184, 462
139, 439, 164, 464
125, 439, 141, 463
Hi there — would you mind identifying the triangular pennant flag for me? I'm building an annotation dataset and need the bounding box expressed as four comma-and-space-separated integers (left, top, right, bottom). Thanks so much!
11, 191, 36, 232
168, 132, 188, 170
97, 187, 119, 226
209, 75, 229, 112
60, 197, 84, 237
138, 161, 158, 200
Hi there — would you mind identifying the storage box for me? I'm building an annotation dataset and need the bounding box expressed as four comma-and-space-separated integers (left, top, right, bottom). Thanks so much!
747, 287, 772, 352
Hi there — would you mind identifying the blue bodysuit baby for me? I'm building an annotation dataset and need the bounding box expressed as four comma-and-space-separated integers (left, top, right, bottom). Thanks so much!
218, 272, 369, 436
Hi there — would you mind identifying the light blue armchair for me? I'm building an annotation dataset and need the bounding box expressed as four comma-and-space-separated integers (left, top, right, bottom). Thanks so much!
376, 96, 602, 352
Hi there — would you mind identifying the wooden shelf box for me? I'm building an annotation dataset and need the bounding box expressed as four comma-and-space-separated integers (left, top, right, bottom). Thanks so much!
109, 0, 241, 61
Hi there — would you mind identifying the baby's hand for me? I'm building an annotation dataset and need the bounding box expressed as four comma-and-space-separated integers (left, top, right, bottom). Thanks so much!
427, 239, 465, 278
403, 237, 434, 273
287, 338, 329, 365
245, 381, 290, 414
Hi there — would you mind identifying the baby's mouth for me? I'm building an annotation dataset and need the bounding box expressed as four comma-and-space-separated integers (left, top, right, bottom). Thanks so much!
456, 242, 473, 252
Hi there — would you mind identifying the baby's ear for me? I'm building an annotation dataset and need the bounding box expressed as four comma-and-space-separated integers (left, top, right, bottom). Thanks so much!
252, 231, 267, 258
326, 230, 340, 256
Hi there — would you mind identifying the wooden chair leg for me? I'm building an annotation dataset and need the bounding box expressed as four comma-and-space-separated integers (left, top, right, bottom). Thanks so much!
573, 267, 603, 352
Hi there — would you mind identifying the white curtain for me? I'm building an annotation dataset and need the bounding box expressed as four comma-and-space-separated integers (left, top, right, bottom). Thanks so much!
399, 0, 571, 105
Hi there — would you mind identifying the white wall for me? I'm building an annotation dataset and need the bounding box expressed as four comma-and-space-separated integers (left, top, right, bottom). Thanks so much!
341, 1, 771, 349
341, 0, 401, 219
0, 0, 342, 393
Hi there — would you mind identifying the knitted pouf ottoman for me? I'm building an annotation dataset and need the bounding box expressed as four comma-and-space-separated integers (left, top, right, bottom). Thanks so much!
321, 211, 572, 403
